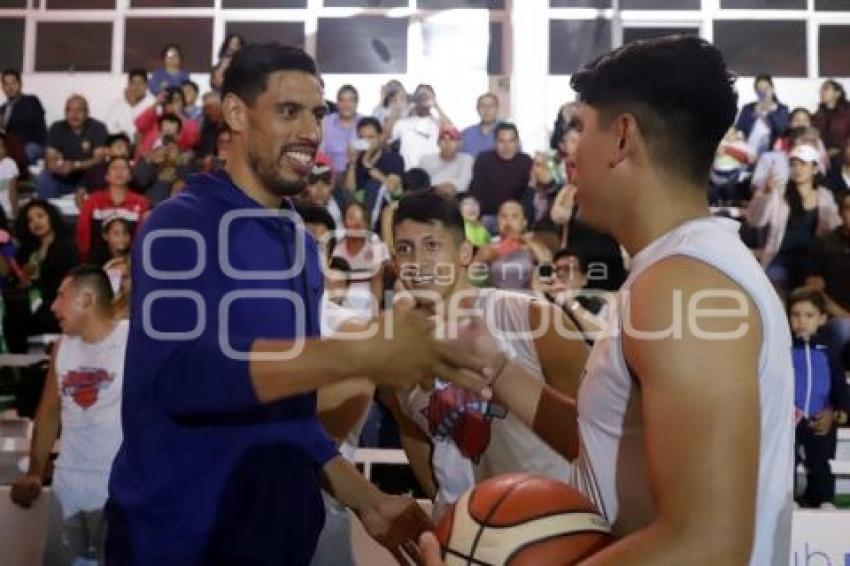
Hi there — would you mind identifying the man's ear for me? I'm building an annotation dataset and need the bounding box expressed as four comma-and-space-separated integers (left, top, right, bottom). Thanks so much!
609, 113, 640, 169
222, 93, 248, 134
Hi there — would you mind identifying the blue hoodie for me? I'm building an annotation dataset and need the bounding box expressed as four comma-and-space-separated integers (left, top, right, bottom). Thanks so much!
107, 171, 338, 565
792, 333, 849, 419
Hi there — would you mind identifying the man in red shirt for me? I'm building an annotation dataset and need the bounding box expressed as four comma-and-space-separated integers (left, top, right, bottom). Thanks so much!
76, 156, 150, 261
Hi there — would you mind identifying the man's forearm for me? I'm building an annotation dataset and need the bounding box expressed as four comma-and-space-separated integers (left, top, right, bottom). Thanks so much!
322, 455, 383, 514
27, 411, 60, 479
249, 336, 375, 404
583, 522, 750, 566
492, 360, 579, 460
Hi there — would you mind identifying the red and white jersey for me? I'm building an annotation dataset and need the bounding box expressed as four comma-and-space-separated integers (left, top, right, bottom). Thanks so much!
53, 320, 129, 517
397, 289, 574, 512
572, 217, 794, 565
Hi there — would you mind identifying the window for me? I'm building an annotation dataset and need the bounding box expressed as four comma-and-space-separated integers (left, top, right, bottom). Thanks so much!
620, 0, 699, 8
417, 0, 504, 8
131, 0, 213, 6
36, 22, 113, 72
550, 0, 611, 6
623, 26, 698, 44
815, 0, 850, 10
549, 19, 611, 75
225, 22, 306, 50
47, 0, 116, 8
221, 0, 305, 7
0, 19, 24, 72
324, 0, 406, 6
819, 25, 850, 77
124, 18, 213, 73
721, 0, 804, 8
714, 20, 806, 77
316, 17, 408, 73
488, 21, 503, 75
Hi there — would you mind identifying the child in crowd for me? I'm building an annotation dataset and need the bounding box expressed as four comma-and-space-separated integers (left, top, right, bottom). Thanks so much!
181, 80, 202, 123
789, 288, 849, 508
460, 195, 490, 249
0, 133, 20, 219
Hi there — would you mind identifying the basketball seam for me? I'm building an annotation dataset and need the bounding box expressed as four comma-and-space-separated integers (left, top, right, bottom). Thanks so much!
468, 476, 530, 561
477, 509, 609, 530
445, 547, 494, 566
503, 530, 615, 565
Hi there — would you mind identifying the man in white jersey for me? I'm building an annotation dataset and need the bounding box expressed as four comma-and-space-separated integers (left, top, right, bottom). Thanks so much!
10, 265, 127, 565
420, 36, 794, 565
385, 189, 589, 515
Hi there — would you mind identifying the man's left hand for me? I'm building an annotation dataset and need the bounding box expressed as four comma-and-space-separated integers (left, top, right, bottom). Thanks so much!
359, 494, 433, 565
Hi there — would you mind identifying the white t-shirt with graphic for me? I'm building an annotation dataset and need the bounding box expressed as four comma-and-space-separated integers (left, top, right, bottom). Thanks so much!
53, 320, 129, 517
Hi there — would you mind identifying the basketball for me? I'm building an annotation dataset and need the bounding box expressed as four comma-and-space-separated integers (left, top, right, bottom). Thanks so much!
434, 473, 613, 566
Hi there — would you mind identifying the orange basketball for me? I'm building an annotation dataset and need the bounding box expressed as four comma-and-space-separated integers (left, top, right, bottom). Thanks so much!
434, 473, 613, 566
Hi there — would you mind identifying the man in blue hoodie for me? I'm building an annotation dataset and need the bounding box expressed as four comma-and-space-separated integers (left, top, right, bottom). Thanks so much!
789, 288, 850, 508
106, 43, 493, 565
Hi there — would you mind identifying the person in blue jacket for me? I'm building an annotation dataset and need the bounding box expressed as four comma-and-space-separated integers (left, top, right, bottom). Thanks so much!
106, 43, 493, 565
735, 74, 790, 159
147, 44, 191, 97
789, 288, 850, 508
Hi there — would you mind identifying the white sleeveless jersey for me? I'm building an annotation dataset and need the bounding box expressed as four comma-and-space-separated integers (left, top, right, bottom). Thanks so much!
54, 320, 129, 517
398, 289, 574, 512
571, 218, 793, 565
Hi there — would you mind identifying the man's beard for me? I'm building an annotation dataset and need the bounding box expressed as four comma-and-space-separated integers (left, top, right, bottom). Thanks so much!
248, 145, 308, 197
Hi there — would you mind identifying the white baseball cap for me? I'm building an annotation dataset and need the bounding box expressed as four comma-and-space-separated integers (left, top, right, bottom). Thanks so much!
789, 144, 820, 165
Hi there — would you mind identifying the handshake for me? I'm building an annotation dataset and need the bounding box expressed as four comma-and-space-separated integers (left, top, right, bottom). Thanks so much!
350, 294, 506, 400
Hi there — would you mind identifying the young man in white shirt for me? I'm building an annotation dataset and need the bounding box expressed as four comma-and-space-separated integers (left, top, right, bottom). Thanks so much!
420, 35, 794, 566
105, 69, 154, 143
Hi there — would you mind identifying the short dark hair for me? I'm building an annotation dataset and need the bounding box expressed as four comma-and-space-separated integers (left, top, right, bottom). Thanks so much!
571, 35, 738, 187
477, 93, 499, 106
494, 122, 519, 140
181, 79, 199, 95
223, 43, 318, 108
393, 188, 466, 244
338, 84, 358, 101
128, 68, 147, 82
158, 113, 183, 132
296, 202, 336, 234
553, 247, 587, 273
163, 86, 184, 106
788, 288, 826, 315
356, 116, 382, 136
107, 133, 131, 148
402, 168, 431, 193
67, 265, 114, 312
1, 69, 21, 82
